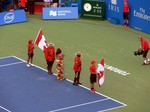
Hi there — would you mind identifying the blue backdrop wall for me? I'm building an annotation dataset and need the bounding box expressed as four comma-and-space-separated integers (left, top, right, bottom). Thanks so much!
62, 0, 150, 34
105, 0, 150, 34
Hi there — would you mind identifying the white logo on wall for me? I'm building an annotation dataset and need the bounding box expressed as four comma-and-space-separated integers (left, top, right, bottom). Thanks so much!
50, 10, 57, 16
108, 0, 119, 12
111, 0, 117, 5
3, 12, 15, 23
49, 10, 72, 16
134, 7, 150, 21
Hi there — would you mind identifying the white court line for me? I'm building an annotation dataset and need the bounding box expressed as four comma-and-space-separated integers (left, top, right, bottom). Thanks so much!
1, 56, 127, 112
49, 98, 109, 112
12, 56, 127, 110
0, 56, 14, 60
0, 106, 11, 112
0, 61, 24, 68
100, 105, 127, 112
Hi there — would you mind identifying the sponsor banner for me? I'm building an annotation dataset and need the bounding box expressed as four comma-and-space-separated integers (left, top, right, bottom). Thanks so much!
129, 0, 150, 34
105, 0, 150, 34
42, 7, 78, 20
0, 10, 27, 26
105, 0, 123, 23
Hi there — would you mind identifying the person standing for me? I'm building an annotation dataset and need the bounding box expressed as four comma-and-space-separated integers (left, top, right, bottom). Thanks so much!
73, 51, 82, 86
0, 0, 2, 12
19, 0, 27, 10
89, 60, 97, 93
52, 0, 59, 7
123, 1, 129, 28
56, 48, 64, 80
43, 0, 51, 7
13, 0, 19, 10
138, 36, 150, 65
27, 39, 34, 67
44, 43, 55, 74
28, 0, 34, 14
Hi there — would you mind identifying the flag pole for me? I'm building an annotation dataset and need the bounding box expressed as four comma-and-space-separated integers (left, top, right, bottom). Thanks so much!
34, 28, 42, 44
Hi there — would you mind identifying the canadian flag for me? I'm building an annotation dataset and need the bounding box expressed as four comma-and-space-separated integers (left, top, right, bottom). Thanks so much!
97, 58, 105, 87
34, 29, 47, 51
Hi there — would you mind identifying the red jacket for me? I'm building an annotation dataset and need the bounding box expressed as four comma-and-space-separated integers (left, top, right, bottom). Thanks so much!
44, 47, 55, 61
73, 56, 82, 72
141, 38, 149, 51
123, 3, 129, 13
89, 65, 96, 74
28, 43, 34, 54
19, 0, 27, 8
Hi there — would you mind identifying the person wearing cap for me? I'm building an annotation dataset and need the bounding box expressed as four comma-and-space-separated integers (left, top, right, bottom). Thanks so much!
73, 51, 82, 86
44, 43, 55, 74
55, 48, 64, 80
138, 36, 150, 65
89, 60, 97, 93
27, 39, 34, 67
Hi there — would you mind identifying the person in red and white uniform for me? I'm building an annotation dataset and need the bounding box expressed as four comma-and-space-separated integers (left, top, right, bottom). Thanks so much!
27, 39, 34, 67
138, 36, 150, 65
73, 51, 82, 86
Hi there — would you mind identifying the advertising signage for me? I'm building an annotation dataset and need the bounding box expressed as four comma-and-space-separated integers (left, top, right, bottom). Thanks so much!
42, 7, 78, 20
0, 10, 27, 26
81, 0, 105, 20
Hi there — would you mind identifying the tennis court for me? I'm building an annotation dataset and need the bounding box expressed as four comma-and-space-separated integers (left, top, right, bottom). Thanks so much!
0, 56, 126, 112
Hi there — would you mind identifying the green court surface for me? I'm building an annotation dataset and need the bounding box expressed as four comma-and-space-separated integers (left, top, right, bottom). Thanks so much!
0, 14, 150, 112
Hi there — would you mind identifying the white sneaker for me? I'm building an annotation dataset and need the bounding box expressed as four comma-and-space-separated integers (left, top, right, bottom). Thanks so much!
30, 64, 34, 66
27, 64, 30, 67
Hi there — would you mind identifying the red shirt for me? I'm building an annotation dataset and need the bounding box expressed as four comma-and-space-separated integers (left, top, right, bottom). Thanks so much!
89, 65, 96, 74
141, 38, 150, 51
44, 47, 55, 61
28, 43, 34, 54
123, 3, 129, 13
19, 0, 27, 8
73, 56, 82, 72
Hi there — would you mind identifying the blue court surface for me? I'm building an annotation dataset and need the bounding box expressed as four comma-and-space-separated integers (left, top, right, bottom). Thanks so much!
0, 56, 126, 112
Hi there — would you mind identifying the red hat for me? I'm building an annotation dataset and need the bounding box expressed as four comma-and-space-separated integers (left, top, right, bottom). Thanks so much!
28, 39, 32, 43
91, 60, 96, 64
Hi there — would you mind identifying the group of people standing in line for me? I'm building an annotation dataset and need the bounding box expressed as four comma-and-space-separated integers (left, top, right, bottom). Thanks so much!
26, 34, 150, 93
27, 39, 98, 93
